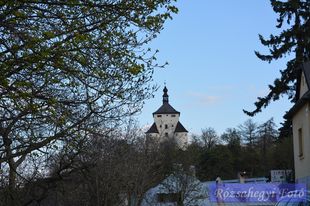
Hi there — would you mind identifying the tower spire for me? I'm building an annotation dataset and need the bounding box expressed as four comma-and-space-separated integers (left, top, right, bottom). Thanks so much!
163, 86, 169, 104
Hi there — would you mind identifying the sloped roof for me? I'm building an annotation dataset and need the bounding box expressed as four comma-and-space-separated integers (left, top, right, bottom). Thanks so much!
285, 61, 310, 119
285, 90, 310, 119
145, 123, 159, 134
174, 121, 188, 133
296, 61, 310, 100
302, 61, 310, 89
153, 103, 180, 115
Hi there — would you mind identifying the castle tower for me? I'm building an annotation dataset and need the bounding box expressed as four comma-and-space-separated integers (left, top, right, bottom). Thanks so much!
146, 86, 188, 148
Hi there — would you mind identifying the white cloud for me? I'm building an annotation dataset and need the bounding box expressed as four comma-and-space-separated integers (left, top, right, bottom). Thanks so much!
187, 92, 222, 106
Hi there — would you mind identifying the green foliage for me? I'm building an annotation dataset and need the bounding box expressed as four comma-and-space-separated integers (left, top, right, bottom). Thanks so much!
197, 145, 234, 181
272, 136, 294, 170
244, 0, 310, 116
0, 1, 178, 201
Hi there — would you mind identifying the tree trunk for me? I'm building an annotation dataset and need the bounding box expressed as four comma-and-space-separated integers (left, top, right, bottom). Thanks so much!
8, 161, 17, 206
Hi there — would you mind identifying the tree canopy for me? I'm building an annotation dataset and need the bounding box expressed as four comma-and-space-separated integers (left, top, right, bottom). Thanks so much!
0, 0, 178, 198
244, 0, 310, 116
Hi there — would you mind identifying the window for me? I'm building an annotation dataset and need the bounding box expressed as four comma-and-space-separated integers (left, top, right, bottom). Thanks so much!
172, 124, 174, 127
165, 124, 168, 129
171, 114, 176, 117
157, 193, 181, 203
165, 132, 168, 137
160, 125, 162, 128
298, 128, 304, 158
157, 115, 162, 117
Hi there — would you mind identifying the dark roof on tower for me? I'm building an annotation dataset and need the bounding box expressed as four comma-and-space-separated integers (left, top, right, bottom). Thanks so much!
153, 86, 180, 115
174, 122, 188, 133
145, 121, 188, 134
153, 103, 180, 115
145, 122, 159, 134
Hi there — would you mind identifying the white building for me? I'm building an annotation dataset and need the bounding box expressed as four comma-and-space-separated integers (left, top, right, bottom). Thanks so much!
286, 61, 310, 189
146, 86, 188, 148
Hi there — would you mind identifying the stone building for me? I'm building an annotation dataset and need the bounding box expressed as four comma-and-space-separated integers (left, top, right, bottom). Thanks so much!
145, 86, 188, 148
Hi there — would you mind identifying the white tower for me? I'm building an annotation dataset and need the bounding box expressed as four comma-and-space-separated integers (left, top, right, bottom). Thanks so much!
146, 86, 188, 148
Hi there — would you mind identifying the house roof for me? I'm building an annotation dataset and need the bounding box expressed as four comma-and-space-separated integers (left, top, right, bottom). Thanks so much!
174, 121, 188, 133
153, 103, 180, 115
145, 122, 159, 134
285, 90, 310, 119
302, 61, 310, 89
296, 61, 310, 100
285, 61, 310, 119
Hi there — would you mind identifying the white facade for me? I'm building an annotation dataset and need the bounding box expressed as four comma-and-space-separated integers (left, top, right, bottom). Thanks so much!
154, 113, 179, 137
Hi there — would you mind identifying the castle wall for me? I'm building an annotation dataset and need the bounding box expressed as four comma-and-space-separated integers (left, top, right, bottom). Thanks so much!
154, 114, 180, 138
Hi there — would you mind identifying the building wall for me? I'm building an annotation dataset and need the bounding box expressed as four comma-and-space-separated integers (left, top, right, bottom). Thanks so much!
292, 102, 310, 188
148, 113, 188, 148
154, 113, 180, 139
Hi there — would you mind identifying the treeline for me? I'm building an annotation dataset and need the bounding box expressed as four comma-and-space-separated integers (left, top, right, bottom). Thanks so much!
0, 120, 192, 206
0, 118, 293, 205
186, 118, 294, 181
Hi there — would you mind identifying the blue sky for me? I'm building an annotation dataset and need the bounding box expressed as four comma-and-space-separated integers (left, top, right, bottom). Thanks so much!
136, 0, 293, 135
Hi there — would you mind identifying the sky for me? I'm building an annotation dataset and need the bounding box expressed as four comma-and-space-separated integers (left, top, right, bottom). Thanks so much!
135, 0, 293, 135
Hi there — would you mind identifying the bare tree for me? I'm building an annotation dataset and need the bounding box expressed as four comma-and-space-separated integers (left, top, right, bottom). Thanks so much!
239, 119, 258, 147
192, 127, 219, 150
221, 128, 241, 146
26, 120, 171, 206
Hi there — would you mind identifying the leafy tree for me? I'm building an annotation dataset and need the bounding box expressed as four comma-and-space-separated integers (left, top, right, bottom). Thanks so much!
273, 136, 294, 172
0, 0, 178, 204
244, 0, 310, 116
221, 128, 261, 177
221, 128, 244, 176
185, 139, 204, 166
278, 119, 293, 139
197, 145, 234, 181
257, 118, 278, 175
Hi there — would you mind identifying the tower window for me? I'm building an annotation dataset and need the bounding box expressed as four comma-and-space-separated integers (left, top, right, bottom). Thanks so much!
165, 124, 168, 129
165, 133, 168, 137
171, 115, 176, 117
157, 115, 162, 117
160, 125, 162, 128
172, 125, 174, 127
